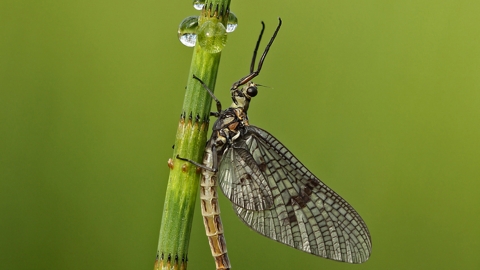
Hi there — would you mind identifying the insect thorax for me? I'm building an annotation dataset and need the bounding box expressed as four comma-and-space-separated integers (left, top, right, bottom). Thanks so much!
211, 107, 250, 152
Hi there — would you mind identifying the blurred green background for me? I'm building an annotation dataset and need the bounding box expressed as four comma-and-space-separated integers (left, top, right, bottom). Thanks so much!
1, 0, 480, 269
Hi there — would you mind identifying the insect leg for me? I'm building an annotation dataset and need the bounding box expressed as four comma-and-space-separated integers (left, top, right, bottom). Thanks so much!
176, 154, 215, 172
192, 74, 222, 114
176, 142, 219, 172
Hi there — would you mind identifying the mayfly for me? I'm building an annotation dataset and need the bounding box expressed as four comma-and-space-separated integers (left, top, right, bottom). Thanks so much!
178, 18, 372, 269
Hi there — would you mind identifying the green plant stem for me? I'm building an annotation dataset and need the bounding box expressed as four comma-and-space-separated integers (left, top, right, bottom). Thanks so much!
155, 1, 231, 269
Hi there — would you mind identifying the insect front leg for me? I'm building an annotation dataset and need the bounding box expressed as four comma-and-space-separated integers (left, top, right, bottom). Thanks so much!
210, 111, 221, 117
192, 74, 223, 114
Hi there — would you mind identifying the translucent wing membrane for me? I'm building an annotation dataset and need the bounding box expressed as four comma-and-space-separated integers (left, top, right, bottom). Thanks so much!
223, 125, 372, 263
181, 19, 371, 268
218, 147, 274, 211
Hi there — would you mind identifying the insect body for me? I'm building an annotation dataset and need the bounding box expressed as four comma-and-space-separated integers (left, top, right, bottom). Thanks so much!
179, 18, 371, 269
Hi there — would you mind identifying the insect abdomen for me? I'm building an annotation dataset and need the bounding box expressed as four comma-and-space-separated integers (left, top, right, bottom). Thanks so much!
200, 147, 231, 270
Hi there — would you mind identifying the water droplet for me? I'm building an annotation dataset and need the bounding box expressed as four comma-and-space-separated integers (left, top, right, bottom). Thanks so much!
193, 0, 205, 10
197, 21, 227, 53
177, 16, 199, 47
226, 12, 238, 33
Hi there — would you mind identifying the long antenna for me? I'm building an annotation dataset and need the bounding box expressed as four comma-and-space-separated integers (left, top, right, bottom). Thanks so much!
250, 22, 266, 74
231, 18, 282, 90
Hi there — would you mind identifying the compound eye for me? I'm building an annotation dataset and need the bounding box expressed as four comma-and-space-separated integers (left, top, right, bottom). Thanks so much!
246, 86, 257, 97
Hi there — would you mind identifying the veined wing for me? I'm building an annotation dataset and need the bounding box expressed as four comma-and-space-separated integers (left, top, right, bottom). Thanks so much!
229, 125, 372, 263
218, 147, 274, 211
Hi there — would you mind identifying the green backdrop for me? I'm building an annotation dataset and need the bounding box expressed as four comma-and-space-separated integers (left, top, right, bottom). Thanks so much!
1, 0, 479, 269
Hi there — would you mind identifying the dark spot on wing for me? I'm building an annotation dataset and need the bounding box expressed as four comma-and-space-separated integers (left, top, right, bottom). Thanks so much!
239, 173, 253, 186
288, 211, 297, 223
258, 156, 267, 172
258, 162, 267, 172
291, 196, 307, 208
303, 185, 313, 196
306, 178, 320, 189
291, 188, 311, 208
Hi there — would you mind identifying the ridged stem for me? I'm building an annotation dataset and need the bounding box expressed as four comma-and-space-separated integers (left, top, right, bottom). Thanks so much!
155, 1, 232, 269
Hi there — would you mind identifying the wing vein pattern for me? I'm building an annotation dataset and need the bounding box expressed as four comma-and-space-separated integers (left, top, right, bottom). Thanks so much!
219, 125, 372, 263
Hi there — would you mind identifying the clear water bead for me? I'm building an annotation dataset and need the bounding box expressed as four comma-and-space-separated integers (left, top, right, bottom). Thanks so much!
178, 16, 199, 47
197, 21, 227, 53
193, 0, 205, 10
226, 12, 238, 33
